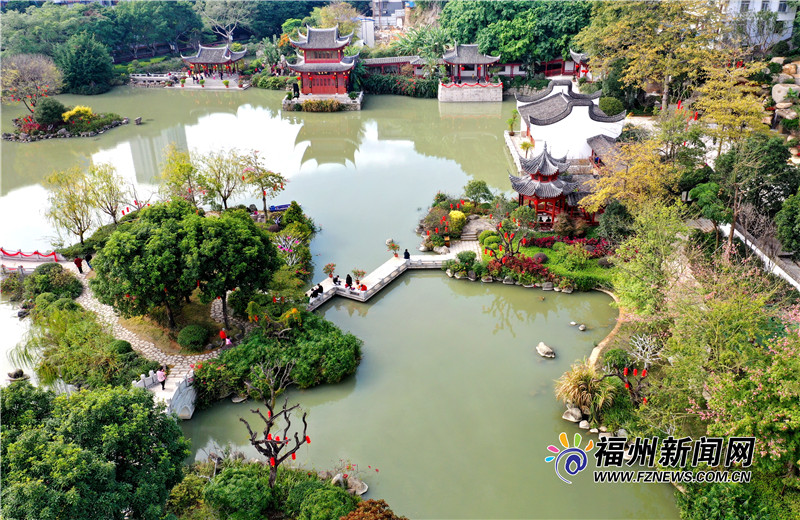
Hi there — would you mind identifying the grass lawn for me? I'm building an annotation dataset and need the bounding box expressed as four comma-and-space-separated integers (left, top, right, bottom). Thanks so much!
118, 291, 241, 355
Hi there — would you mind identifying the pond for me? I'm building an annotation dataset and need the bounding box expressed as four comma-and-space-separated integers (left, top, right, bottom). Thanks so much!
0, 87, 678, 518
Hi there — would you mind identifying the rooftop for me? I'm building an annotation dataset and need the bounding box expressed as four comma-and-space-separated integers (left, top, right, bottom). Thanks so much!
288, 54, 358, 73
519, 143, 570, 177
290, 26, 353, 50
442, 44, 500, 65
181, 44, 247, 64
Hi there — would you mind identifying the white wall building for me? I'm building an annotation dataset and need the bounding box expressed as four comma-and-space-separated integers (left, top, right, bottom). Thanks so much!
516, 80, 625, 160
726, 0, 795, 48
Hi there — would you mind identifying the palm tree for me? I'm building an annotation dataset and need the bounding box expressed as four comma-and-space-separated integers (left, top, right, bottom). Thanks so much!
520, 140, 534, 158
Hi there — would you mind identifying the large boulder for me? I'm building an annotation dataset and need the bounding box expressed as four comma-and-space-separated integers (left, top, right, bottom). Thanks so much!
536, 341, 555, 358
542, 282, 554, 291
579, 420, 590, 429
776, 101, 794, 109
772, 83, 799, 104
433, 246, 450, 254
776, 108, 797, 120
503, 276, 515, 284
562, 407, 583, 422
784, 63, 798, 75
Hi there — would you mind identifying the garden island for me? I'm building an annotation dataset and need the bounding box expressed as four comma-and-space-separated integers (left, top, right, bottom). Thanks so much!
2, 2, 800, 520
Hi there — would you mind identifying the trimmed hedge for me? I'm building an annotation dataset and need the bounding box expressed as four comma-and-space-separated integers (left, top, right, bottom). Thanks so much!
177, 325, 209, 352
362, 73, 438, 98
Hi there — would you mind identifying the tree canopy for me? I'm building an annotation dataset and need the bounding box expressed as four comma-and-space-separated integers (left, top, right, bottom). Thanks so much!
55, 32, 114, 95
0, 53, 61, 113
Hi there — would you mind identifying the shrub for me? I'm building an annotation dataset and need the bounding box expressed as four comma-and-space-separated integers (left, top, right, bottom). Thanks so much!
597, 256, 614, 268
204, 464, 274, 520
0, 272, 24, 301
177, 325, 209, 352
456, 251, 477, 268
301, 99, 342, 112
34, 98, 67, 126
478, 230, 498, 244
603, 349, 630, 371
561, 244, 592, 271
599, 97, 624, 116
472, 262, 486, 278
430, 233, 445, 247
782, 118, 799, 131
448, 210, 466, 234
285, 480, 329, 517
34, 292, 58, 309
342, 499, 408, 520
167, 472, 206, 514
597, 200, 634, 243
62, 105, 93, 122
551, 241, 566, 252
109, 339, 133, 354
298, 487, 357, 520
772, 40, 790, 57
348, 91, 359, 99
483, 235, 501, 247
361, 73, 438, 98
23, 263, 83, 300
533, 252, 548, 264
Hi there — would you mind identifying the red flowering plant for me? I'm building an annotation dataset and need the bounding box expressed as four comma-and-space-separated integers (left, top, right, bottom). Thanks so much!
192, 360, 237, 410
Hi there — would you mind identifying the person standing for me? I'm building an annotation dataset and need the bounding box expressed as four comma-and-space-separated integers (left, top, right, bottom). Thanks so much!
156, 367, 166, 390
219, 328, 227, 347
85, 253, 93, 270
73, 257, 83, 274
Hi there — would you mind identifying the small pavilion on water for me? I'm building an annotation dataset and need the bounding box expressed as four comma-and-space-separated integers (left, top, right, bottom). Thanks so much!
181, 44, 247, 74
443, 44, 500, 83
288, 26, 357, 96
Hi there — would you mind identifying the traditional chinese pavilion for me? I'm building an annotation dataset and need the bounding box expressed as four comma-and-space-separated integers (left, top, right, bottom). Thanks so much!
569, 49, 591, 80
181, 44, 247, 73
508, 144, 599, 226
288, 26, 357, 96
443, 44, 500, 83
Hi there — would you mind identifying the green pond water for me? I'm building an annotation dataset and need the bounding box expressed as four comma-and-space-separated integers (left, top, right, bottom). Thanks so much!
0, 87, 678, 519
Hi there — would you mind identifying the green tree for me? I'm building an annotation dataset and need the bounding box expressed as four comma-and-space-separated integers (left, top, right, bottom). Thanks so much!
91, 200, 197, 329
158, 143, 203, 208
575, 1, 727, 109
310, 1, 360, 36
195, 0, 255, 43
0, 53, 61, 113
242, 149, 287, 214
45, 167, 93, 245
2, 384, 189, 520
203, 463, 275, 519
463, 179, 493, 203
776, 189, 800, 257
596, 200, 633, 243
689, 183, 732, 249
613, 202, 688, 316
196, 149, 245, 210
86, 163, 127, 225
0, 381, 53, 476
55, 32, 114, 95
186, 210, 281, 329
113, 0, 166, 59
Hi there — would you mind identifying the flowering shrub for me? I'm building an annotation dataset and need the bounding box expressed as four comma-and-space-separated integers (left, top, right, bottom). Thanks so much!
192, 360, 237, 410
17, 114, 42, 133
61, 105, 93, 122
300, 99, 342, 112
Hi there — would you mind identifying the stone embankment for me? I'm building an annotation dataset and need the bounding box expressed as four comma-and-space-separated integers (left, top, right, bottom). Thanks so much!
2, 118, 130, 143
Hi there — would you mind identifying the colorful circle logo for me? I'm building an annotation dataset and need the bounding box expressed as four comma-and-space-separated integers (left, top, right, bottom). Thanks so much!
545, 432, 593, 484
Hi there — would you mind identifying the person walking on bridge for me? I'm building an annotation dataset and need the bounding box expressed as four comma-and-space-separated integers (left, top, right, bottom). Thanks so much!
157, 367, 166, 390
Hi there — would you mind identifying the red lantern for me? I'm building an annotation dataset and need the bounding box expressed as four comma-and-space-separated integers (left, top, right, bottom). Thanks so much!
267, 410, 271, 418
196, 280, 200, 288
270, 457, 275, 466
625, 382, 630, 389
272, 297, 276, 303
489, 214, 493, 219
242, 175, 245, 180
450, 203, 453, 209
504, 232, 509, 240
642, 369, 647, 378
263, 190, 267, 196
510, 233, 515, 240
623, 367, 628, 376
643, 397, 648, 404
460, 199, 464, 205
306, 436, 311, 443
275, 436, 280, 442
633, 368, 638, 377
126, 207, 130, 212
267, 434, 272, 440
291, 452, 296, 460
426, 230, 430, 236
435, 227, 439, 233
134, 200, 138, 205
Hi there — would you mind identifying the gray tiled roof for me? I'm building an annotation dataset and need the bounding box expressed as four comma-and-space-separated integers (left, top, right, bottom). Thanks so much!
288, 54, 357, 73
362, 56, 419, 65
516, 79, 601, 104
509, 169, 595, 205
570, 49, 589, 64
290, 26, 352, 50
442, 44, 500, 65
518, 89, 626, 127
519, 143, 570, 176
586, 134, 617, 159
182, 44, 247, 64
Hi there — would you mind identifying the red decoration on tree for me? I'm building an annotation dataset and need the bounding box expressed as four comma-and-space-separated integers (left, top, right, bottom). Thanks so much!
267, 410, 271, 418
625, 382, 630, 389
291, 452, 296, 460
623, 367, 628, 376
643, 397, 648, 404
126, 207, 130, 212
426, 230, 430, 236
633, 368, 638, 377
450, 203, 453, 209
267, 433, 272, 440
263, 190, 267, 196
306, 435, 311, 443
270, 457, 275, 466
275, 435, 280, 442
272, 297, 276, 303
435, 227, 439, 234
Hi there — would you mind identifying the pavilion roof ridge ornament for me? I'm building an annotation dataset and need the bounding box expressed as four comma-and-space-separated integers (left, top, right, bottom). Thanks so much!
519, 142, 571, 177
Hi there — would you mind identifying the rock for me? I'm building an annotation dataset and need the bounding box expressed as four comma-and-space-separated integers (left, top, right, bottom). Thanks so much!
570, 321, 577, 326
776, 108, 797, 120
776, 101, 794, 109
589, 428, 599, 434
467, 214, 479, 220
331, 473, 347, 488
784, 63, 798, 75
419, 244, 430, 252
454, 271, 465, 279
763, 115, 776, 126
771, 56, 786, 64
56, 128, 68, 136
433, 246, 450, 254
616, 428, 628, 438
231, 395, 247, 403
481, 275, 493, 283
778, 73, 794, 84
446, 269, 454, 278
318, 470, 334, 481
581, 406, 591, 416
578, 324, 587, 331
772, 83, 799, 104
346, 476, 369, 496
598, 432, 612, 440
553, 287, 561, 292
19, 132, 28, 139
562, 287, 573, 293
503, 276, 515, 284
536, 341, 555, 358
542, 282, 554, 291
579, 420, 590, 429
599, 426, 608, 432
468, 270, 477, 281
562, 407, 582, 422
205, 344, 214, 351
